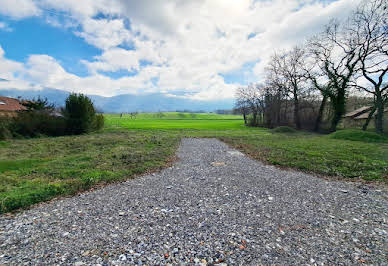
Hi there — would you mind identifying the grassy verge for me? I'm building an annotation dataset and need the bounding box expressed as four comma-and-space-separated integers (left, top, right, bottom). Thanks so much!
220, 131, 388, 182
0, 131, 179, 213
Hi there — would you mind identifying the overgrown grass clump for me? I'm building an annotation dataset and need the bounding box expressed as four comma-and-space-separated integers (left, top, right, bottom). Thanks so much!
329, 129, 388, 143
0, 131, 179, 213
271, 126, 297, 133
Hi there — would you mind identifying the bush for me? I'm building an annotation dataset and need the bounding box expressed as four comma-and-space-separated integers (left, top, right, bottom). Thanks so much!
271, 126, 297, 133
94, 114, 105, 131
177, 113, 185, 119
0, 117, 12, 140
329, 129, 387, 143
22, 96, 54, 112
64, 93, 97, 135
1, 94, 103, 140
10, 111, 66, 137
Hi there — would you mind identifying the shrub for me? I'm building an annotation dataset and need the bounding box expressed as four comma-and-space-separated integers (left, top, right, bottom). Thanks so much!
329, 129, 387, 143
1, 94, 102, 139
0, 117, 12, 140
247, 115, 260, 127
22, 96, 54, 112
64, 93, 97, 134
94, 114, 105, 131
177, 113, 185, 119
271, 126, 297, 133
10, 111, 66, 137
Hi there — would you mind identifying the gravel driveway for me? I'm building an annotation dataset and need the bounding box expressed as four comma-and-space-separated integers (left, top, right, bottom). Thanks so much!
1, 138, 387, 265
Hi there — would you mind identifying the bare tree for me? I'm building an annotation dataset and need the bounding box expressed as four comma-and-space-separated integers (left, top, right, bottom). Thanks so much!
262, 76, 287, 127
268, 46, 307, 129
235, 84, 265, 126
234, 100, 250, 124
309, 19, 361, 132
350, 0, 388, 133
303, 52, 334, 132
129, 112, 138, 119
156, 111, 165, 119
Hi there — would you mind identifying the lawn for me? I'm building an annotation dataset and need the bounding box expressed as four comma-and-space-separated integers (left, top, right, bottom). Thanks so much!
0, 113, 387, 213
104, 113, 245, 130
0, 131, 179, 213
220, 133, 388, 181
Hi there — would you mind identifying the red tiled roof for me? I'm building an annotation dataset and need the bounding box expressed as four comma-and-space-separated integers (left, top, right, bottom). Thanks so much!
0, 96, 27, 111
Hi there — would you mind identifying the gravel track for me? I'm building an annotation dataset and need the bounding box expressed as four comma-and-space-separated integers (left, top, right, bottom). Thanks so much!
1, 138, 387, 265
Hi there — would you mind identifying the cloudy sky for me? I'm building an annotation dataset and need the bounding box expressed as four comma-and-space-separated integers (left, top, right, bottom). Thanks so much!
0, 0, 360, 100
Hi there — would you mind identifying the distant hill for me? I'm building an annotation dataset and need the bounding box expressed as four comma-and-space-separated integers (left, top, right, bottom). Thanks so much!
0, 88, 235, 113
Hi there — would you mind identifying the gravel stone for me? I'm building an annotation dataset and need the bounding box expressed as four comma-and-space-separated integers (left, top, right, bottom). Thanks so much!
0, 138, 387, 264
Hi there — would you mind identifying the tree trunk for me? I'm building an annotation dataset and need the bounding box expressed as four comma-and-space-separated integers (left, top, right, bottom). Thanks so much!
330, 88, 346, 132
283, 98, 288, 126
362, 106, 376, 131
252, 111, 257, 126
314, 94, 328, 132
243, 112, 247, 124
294, 93, 301, 129
375, 93, 384, 134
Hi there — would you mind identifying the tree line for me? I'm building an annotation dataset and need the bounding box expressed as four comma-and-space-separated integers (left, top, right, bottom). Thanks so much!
236, 0, 387, 133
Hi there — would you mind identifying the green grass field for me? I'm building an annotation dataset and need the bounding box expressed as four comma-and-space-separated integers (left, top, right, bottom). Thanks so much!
0, 112, 387, 213
105, 113, 245, 130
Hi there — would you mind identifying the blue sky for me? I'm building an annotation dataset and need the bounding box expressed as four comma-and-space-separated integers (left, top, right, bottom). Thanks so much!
0, 17, 100, 76
0, 0, 360, 99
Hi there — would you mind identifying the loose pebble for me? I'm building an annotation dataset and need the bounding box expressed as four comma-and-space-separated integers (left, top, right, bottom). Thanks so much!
0, 139, 387, 265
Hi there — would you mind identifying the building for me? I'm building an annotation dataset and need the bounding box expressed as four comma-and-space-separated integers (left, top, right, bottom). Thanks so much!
0, 96, 27, 117
343, 106, 388, 130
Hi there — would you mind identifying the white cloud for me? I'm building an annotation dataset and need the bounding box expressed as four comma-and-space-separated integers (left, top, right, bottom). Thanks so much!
0, 46, 24, 80
76, 18, 132, 50
39, 0, 120, 18
0, 0, 363, 100
22, 54, 156, 96
0, 21, 12, 31
0, 0, 40, 18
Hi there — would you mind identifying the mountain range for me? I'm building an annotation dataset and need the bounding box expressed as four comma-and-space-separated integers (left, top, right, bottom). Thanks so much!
0, 88, 235, 113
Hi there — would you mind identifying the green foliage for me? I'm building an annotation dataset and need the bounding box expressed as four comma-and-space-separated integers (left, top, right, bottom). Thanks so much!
10, 111, 67, 137
0, 117, 12, 140
156, 112, 165, 118
329, 129, 388, 143
94, 114, 105, 131
177, 113, 186, 119
2, 95, 103, 139
1, 96, 64, 139
64, 93, 97, 134
22, 96, 54, 111
271, 126, 297, 133
247, 115, 257, 127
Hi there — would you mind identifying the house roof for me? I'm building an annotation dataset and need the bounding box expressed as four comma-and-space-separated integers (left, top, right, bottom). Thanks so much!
345, 106, 388, 120
344, 106, 372, 118
354, 112, 371, 120
0, 96, 27, 112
